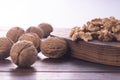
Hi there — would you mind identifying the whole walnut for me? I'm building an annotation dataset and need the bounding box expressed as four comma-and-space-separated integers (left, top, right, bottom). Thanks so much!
26, 26, 44, 38
41, 37, 67, 58
18, 33, 41, 49
38, 23, 53, 38
0, 37, 13, 59
6, 27, 25, 42
10, 40, 38, 67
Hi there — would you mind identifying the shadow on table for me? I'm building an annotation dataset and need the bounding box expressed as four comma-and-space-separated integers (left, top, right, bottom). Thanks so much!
41, 56, 70, 64
70, 57, 120, 71
0, 59, 12, 66
9, 67, 37, 80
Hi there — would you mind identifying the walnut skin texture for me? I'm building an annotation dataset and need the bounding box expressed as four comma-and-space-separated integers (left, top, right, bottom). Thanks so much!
10, 40, 38, 67
6, 27, 25, 42
38, 23, 53, 38
41, 37, 67, 58
18, 33, 41, 49
0, 37, 13, 59
26, 26, 44, 38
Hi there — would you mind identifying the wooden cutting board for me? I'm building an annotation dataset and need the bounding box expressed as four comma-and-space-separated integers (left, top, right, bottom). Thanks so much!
65, 38, 120, 66
52, 28, 120, 66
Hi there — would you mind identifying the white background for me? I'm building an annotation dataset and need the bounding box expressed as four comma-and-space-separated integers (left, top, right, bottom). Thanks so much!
0, 0, 120, 29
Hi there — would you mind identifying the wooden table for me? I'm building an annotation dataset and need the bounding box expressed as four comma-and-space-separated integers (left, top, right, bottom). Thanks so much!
0, 28, 120, 80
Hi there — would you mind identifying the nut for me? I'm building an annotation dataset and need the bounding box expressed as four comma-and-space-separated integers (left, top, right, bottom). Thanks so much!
98, 30, 113, 41
113, 32, 120, 41
87, 23, 100, 32
81, 32, 93, 42
70, 27, 93, 42
38, 23, 53, 38
18, 33, 41, 50
82, 22, 100, 32
112, 24, 120, 33
91, 18, 103, 26
10, 40, 38, 67
0, 37, 13, 59
26, 26, 44, 38
69, 26, 81, 38
69, 16, 120, 42
71, 32, 79, 41
41, 37, 67, 58
6, 27, 25, 42
102, 18, 113, 31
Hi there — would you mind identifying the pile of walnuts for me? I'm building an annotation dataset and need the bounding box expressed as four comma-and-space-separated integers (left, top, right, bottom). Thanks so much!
0, 23, 68, 68
69, 16, 120, 42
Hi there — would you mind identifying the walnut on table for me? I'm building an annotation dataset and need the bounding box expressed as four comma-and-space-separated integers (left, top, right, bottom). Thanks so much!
41, 37, 68, 58
38, 23, 53, 38
0, 37, 13, 59
10, 40, 38, 67
6, 27, 25, 43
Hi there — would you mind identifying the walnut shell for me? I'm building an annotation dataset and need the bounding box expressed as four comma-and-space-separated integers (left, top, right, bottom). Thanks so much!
26, 26, 44, 38
6, 27, 25, 42
41, 37, 67, 58
38, 23, 53, 38
18, 33, 41, 49
10, 40, 38, 67
0, 37, 13, 59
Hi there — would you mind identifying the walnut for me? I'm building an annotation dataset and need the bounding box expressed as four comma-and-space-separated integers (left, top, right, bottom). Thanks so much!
81, 32, 93, 42
69, 16, 120, 42
0, 37, 13, 59
109, 16, 118, 24
38, 23, 53, 38
18, 33, 41, 50
82, 24, 89, 32
69, 26, 81, 37
71, 32, 79, 41
6, 27, 25, 42
112, 24, 120, 33
87, 23, 100, 32
10, 40, 38, 67
91, 18, 103, 26
113, 32, 120, 41
98, 30, 113, 41
41, 37, 67, 58
102, 18, 113, 31
82, 21, 100, 32
26, 26, 44, 38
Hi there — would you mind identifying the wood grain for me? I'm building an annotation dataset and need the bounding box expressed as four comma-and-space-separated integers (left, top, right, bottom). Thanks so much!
66, 39, 120, 66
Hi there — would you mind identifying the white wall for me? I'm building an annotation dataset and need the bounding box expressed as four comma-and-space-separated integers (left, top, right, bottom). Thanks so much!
0, 0, 120, 29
